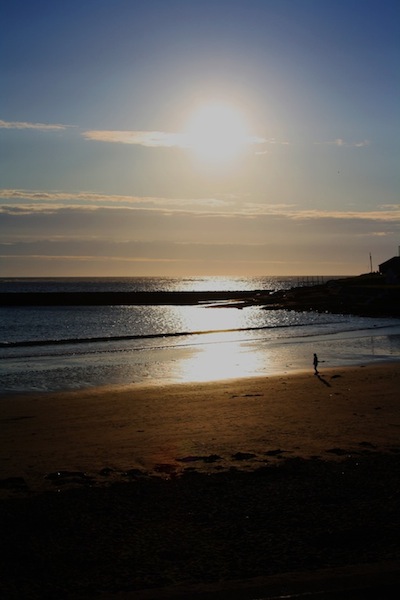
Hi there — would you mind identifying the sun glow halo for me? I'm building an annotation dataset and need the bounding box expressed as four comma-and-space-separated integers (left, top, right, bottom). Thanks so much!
184, 103, 249, 164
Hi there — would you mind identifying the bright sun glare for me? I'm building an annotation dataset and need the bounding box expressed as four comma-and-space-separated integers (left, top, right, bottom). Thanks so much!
184, 103, 249, 164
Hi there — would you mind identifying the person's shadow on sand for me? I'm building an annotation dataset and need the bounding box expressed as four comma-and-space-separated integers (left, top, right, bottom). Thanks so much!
315, 374, 331, 387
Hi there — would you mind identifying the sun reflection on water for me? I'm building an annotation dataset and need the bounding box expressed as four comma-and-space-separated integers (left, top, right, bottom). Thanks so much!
176, 337, 267, 383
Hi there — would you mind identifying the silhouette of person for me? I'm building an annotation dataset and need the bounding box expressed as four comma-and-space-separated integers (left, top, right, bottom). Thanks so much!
313, 353, 319, 375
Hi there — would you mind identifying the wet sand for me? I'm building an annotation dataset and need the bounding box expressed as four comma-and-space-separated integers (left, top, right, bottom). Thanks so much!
1, 363, 400, 597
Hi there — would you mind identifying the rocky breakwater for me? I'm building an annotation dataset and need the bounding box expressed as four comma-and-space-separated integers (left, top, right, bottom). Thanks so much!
261, 273, 400, 318
0, 289, 261, 307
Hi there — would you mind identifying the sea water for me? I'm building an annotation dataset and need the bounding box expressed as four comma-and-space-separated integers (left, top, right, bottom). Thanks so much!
1, 276, 400, 393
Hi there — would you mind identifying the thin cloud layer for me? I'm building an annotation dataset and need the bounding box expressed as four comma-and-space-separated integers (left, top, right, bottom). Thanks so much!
1, 189, 399, 222
0, 189, 229, 213
0, 119, 68, 131
316, 138, 370, 147
82, 129, 267, 149
82, 130, 188, 147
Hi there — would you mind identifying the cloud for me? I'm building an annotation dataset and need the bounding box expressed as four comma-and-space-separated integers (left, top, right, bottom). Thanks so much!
282, 207, 400, 222
82, 128, 268, 149
0, 189, 229, 214
0, 188, 167, 203
0, 119, 68, 131
82, 129, 189, 147
220, 200, 400, 222
1, 116, 268, 151
315, 138, 370, 147
1, 190, 399, 225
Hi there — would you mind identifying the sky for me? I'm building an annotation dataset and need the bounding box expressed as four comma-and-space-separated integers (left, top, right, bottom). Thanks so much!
1, 0, 399, 277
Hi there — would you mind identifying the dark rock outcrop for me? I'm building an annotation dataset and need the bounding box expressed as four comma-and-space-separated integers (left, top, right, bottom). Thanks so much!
261, 273, 400, 317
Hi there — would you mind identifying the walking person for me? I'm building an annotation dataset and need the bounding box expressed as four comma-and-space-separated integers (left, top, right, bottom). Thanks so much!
313, 353, 319, 375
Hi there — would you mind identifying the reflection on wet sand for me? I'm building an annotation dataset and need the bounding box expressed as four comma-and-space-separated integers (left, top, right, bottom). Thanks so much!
176, 338, 266, 382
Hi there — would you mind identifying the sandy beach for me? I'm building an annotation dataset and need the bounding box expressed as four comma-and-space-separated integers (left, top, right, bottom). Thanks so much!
1, 363, 400, 493
1, 363, 400, 597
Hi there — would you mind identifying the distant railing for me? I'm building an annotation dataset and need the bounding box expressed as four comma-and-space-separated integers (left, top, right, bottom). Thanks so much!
295, 276, 326, 288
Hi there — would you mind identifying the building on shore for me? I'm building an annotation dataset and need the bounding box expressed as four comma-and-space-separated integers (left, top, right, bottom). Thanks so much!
379, 249, 400, 284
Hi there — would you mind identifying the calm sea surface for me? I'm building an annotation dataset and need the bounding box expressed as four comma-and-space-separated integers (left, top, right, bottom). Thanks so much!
1, 276, 400, 393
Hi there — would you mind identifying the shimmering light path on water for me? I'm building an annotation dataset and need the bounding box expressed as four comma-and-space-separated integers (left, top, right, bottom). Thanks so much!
1, 276, 400, 393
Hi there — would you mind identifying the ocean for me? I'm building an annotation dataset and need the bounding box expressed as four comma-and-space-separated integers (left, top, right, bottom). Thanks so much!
1, 276, 400, 394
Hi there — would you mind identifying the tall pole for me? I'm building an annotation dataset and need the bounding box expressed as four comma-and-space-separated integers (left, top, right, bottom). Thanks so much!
369, 252, 373, 273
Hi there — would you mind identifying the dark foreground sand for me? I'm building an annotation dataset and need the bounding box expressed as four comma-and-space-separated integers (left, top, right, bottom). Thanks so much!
1, 363, 400, 598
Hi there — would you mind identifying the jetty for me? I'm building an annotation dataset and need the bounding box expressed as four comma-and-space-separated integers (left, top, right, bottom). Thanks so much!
0, 290, 261, 307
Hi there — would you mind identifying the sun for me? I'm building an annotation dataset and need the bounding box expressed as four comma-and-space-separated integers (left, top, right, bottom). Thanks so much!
184, 103, 249, 164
